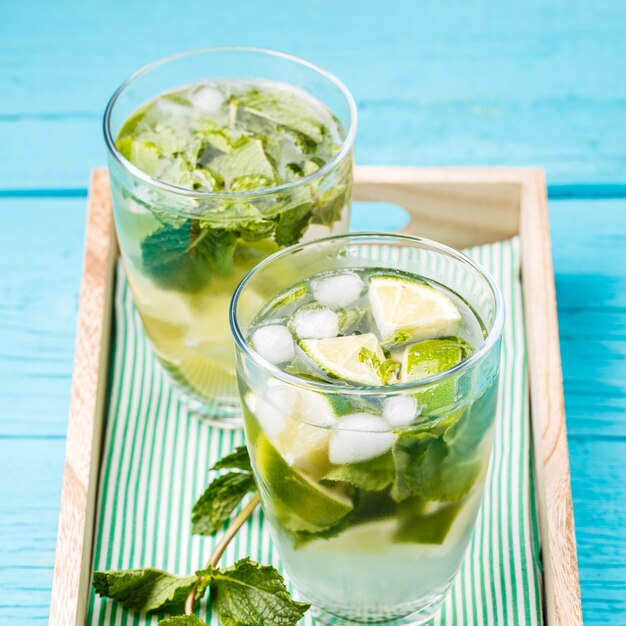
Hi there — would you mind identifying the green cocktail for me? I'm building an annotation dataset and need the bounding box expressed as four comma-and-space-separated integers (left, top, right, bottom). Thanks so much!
104, 48, 356, 420
230, 234, 504, 624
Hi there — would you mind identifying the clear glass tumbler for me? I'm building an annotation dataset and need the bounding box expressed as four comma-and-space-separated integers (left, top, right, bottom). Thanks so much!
230, 234, 504, 625
104, 48, 356, 423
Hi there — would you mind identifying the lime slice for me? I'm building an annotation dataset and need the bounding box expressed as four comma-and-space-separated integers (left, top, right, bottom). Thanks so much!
401, 338, 472, 415
255, 433, 353, 532
368, 275, 461, 342
163, 347, 236, 402
401, 338, 470, 381
245, 386, 337, 476
299, 333, 385, 385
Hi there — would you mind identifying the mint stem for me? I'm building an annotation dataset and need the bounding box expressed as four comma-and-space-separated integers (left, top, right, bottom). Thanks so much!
184, 493, 261, 615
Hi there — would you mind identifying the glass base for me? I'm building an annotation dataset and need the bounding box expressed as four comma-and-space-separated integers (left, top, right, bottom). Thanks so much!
156, 353, 243, 427
309, 594, 445, 626
182, 395, 243, 429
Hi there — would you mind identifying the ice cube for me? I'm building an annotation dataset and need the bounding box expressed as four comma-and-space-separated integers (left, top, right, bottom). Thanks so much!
329, 413, 395, 464
383, 396, 420, 427
252, 325, 295, 364
188, 83, 224, 114
126, 198, 151, 216
267, 384, 300, 414
247, 395, 281, 438
313, 273, 363, 309
154, 98, 189, 123
293, 306, 339, 340
298, 389, 336, 427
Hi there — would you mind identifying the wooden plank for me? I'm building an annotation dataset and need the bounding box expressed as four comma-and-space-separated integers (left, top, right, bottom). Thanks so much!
48, 171, 116, 626
0, 197, 86, 436
567, 437, 626, 624
1, 0, 625, 189
519, 171, 583, 626
550, 198, 626, 439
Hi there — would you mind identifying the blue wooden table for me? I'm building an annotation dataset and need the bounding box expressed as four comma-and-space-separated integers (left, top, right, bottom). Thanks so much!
1, 1, 625, 623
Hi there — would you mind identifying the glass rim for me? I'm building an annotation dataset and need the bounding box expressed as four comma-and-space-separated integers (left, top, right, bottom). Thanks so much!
103, 46, 358, 200
230, 231, 505, 397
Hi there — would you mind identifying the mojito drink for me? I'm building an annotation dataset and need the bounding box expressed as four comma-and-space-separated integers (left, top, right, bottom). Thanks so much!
231, 235, 503, 623
105, 49, 355, 418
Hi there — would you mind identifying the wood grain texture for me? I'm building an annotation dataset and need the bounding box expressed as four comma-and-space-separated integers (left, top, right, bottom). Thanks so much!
518, 171, 583, 626
354, 166, 520, 248
1, 0, 625, 189
48, 171, 116, 626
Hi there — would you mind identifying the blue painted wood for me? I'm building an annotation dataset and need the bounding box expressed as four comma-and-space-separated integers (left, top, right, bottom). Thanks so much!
1, 0, 625, 189
550, 199, 626, 624
1, 1, 626, 624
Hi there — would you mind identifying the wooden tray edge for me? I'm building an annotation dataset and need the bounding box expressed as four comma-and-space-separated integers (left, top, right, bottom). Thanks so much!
49, 170, 116, 626
519, 170, 583, 626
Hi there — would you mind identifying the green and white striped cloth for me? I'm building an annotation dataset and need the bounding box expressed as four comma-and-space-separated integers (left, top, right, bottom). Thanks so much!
87, 237, 543, 626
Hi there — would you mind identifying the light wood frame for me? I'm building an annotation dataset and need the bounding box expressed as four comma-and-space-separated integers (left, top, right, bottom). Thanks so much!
49, 167, 582, 626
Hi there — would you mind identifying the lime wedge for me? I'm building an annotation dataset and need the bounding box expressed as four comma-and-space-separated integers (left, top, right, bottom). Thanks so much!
255, 433, 353, 532
164, 348, 236, 402
401, 337, 473, 415
368, 275, 461, 342
299, 333, 385, 385
276, 388, 337, 476
245, 386, 337, 476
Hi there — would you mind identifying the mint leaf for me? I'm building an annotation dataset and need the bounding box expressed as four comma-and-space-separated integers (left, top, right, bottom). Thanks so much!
116, 137, 161, 176
381, 330, 412, 349
338, 306, 367, 334
392, 430, 481, 502
273, 284, 309, 308
444, 380, 498, 456
234, 88, 324, 144
92, 568, 205, 613
394, 499, 463, 544
204, 558, 309, 626
211, 446, 252, 472
274, 203, 313, 247
311, 180, 351, 228
141, 223, 237, 293
192, 472, 256, 535
358, 347, 400, 385
358, 346, 380, 370
199, 201, 266, 231
323, 451, 395, 491
209, 138, 276, 189
379, 358, 401, 384
159, 616, 209, 626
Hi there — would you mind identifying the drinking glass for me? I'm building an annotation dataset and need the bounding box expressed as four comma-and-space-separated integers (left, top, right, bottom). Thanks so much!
230, 233, 504, 625
104, 47, 356, 423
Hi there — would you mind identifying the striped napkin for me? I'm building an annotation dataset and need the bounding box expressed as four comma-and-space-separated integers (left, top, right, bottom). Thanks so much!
87, 236, 543, 626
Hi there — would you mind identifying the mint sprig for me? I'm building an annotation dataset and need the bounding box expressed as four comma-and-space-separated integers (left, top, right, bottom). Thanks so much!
191, 447, 257, 535
92, 447, 307, 626
92, 569, 204, 613
211, 445, 253, 472
192, 472, 256, 535
93, 557, 307, 626
160, 616, 207, 626
204, 558, 310, 626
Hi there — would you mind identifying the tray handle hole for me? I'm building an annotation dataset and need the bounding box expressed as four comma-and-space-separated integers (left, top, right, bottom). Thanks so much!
349, 201, 410, 233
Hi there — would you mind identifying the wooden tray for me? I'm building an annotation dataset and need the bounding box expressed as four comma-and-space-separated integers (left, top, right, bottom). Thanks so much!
49, 167, 582, 626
